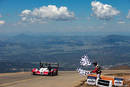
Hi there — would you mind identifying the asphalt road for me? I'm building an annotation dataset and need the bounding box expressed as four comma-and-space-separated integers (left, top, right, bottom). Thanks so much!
0, 70, 130, 87
0, 72, 33, 84
0, 72, 42, 87
0, 71, 85, 87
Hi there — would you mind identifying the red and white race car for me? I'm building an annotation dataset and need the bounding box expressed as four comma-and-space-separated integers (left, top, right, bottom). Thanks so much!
32, 63, 59, 76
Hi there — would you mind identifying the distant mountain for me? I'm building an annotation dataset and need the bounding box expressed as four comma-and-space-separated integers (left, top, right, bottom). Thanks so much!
0, 34, 130, 72
109, 65, 130, 70
101, 35, 130, 44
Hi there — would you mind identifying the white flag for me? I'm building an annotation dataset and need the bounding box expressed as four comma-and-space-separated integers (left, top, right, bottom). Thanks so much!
80, 55, 91, 66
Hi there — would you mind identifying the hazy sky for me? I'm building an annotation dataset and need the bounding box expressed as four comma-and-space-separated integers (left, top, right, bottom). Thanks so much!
0, 0, 130, 35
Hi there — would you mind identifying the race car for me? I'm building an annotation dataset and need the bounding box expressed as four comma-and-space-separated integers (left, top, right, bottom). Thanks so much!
32, 62, 59, 76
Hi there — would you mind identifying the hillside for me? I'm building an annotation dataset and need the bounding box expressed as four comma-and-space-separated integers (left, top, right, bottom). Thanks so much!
109, 65, 130, 70
0, 34, 130, 72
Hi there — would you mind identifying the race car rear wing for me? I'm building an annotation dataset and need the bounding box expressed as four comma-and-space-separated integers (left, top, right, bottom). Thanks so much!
40, 62, 59, 68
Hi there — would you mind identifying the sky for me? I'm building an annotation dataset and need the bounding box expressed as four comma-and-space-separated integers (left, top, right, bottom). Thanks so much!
0, 0, 130, 35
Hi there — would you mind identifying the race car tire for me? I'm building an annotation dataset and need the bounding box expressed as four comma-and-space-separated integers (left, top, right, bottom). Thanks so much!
51, 72, 54, 76
54, 72, 56, 76
55, 70, 58, 75
32, 72, 35, 75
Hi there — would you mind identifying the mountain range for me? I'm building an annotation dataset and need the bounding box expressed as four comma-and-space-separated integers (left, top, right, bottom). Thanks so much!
0, 34, 130, 72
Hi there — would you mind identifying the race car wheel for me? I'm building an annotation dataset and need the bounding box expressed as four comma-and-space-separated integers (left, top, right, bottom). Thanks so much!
54, 72, 56, 76
48, 72, 52, 76
51, 72, 54, 76
56, 71, 58, 75
33, 72, 35, 75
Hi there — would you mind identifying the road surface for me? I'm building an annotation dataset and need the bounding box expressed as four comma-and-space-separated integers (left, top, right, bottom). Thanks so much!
0, 71, 85, 87
0, 70, 130, 87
